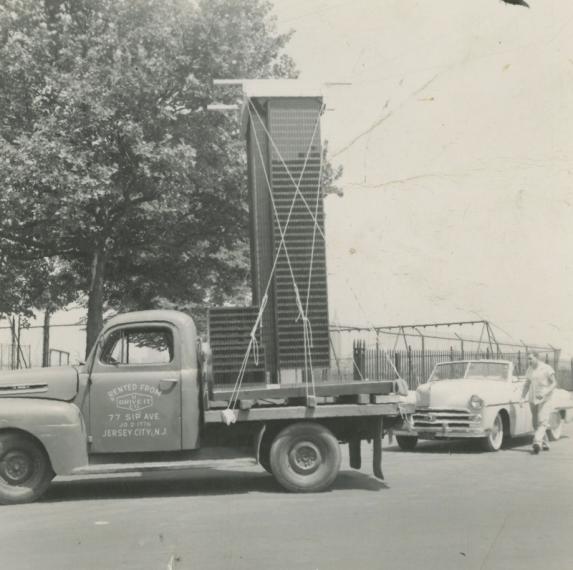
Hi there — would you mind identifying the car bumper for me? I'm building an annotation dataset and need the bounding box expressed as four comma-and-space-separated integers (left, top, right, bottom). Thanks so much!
393, 426, 488, 439
394, 416, 488, 439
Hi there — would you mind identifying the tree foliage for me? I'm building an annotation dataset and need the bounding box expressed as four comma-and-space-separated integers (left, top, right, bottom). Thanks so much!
0, 0, 297, 352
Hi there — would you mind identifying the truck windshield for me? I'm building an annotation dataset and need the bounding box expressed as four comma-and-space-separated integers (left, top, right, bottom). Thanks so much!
429, 362, 509, 382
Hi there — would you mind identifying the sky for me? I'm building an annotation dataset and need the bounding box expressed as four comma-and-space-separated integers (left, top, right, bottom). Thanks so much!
270, 0, 573, 355
1, 0, 572, 365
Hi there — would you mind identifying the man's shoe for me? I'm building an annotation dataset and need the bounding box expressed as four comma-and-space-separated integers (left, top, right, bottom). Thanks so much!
532, 443, 541, 454
542, 442, 550, 451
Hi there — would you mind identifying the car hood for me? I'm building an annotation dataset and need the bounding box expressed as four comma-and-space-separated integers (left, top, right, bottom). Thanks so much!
0, 366, 79, 401
416, 379, 509, 409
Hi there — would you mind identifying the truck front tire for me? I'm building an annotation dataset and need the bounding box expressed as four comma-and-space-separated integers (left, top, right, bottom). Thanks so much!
270, 422, 341, 493
0, 432, 54, 505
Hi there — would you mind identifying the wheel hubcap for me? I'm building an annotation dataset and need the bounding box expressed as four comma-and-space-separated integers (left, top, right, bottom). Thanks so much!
1, 450, 34, 485
289, 441, 322, 475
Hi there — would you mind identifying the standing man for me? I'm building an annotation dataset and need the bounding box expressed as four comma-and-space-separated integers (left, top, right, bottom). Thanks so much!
526, 352, 557, 454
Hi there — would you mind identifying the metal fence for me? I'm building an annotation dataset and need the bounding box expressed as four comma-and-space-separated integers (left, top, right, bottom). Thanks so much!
49, 349, 70, 367
350, 340, 561, 390
0, 343, 31, 370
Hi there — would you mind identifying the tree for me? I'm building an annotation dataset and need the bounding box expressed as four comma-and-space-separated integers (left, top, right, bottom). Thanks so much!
0, 253, 80, 366
0, 0, 297, 355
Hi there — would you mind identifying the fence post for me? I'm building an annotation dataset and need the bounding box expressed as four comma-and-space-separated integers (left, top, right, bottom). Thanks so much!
421, 335, 426, 381
394, 352, 401, 378
450, 346, 454, 361
353, 340, 366, 381
375, 332, 380, 380
407, 345, 413, 388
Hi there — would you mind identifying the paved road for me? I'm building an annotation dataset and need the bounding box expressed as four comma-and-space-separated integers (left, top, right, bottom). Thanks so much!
1, 428, 572, 570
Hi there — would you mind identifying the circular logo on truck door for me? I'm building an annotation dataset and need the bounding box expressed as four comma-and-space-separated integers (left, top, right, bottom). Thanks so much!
116, 393, 154, 412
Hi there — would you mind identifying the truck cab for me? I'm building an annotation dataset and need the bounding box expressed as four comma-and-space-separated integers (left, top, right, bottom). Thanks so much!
78, 310, 201, 455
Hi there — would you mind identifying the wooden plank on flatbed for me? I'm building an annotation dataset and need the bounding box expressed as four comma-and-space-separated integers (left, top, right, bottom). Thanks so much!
211, 380, 394, 402
204, 403, 408, 423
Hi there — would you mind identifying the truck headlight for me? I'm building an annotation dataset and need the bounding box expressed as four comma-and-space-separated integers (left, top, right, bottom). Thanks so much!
469, 395, 484, 410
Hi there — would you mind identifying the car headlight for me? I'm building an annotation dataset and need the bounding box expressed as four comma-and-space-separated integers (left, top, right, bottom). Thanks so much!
469, 394, 484, 410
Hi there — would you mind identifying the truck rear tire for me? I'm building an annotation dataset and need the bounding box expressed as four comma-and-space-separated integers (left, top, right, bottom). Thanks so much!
269, 422, 341, 493
0, 432, 54, 505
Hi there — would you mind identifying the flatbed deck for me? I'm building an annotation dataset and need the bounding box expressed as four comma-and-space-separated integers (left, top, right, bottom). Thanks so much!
211, 379, 396, 402
204, 400, 414, 423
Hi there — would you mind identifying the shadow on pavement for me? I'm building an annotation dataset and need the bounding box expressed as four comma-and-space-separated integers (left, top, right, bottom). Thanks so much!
385, 434, 539, 455
385, 439, 483, 454
41, 466, 386, 504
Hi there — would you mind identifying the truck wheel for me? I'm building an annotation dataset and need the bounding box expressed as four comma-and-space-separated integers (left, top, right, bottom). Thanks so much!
481, 413, 504, 452
396, 435, 418, 451
547, 412, 562, 441
0, 432, 54, 505
270, 423, 341, 493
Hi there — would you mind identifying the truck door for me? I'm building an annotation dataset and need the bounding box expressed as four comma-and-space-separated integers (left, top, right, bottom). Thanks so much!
88, 324, 182, 453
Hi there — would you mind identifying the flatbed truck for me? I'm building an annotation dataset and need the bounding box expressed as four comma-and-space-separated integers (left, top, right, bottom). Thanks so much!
0, 309, 411, 504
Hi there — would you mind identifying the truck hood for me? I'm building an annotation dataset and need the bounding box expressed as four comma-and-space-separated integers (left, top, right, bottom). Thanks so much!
0, 366, 79, 401
416, 379, 509, 409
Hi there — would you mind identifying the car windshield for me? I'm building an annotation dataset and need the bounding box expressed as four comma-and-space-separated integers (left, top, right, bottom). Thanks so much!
429, 362, 509, 382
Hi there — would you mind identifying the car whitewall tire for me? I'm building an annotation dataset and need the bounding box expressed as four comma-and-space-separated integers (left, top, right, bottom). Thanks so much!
547, 412, 562, 442
481, 412, 504, 452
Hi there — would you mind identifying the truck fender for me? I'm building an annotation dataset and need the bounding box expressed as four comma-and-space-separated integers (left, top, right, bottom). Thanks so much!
254, 423, 267, 464
0, 398, 88, 475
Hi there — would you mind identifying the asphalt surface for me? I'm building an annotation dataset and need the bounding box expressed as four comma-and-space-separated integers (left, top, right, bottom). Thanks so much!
1, 428, 572, 570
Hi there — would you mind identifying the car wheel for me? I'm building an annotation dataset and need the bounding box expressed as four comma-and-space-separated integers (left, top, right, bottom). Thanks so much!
547, 412, 562, 441
270, 422, 341, 493
0, 432, 54, 505
481, 413, 504, 452
396, 435, 418, 451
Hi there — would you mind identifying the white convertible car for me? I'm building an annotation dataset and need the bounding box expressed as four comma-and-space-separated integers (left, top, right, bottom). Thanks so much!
394, 360, 573, 451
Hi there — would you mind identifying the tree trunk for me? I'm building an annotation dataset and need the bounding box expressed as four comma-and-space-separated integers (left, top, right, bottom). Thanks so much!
42, 308, 51, 367
86, 247, 106, 358
10, 317, 17, 370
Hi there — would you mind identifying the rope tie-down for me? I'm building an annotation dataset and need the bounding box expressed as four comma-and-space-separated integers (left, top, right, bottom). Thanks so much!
221, 100, 322, 424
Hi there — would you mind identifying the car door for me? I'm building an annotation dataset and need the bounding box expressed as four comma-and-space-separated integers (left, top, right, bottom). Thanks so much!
88, 323, 182, 453
511, 376, 532, 435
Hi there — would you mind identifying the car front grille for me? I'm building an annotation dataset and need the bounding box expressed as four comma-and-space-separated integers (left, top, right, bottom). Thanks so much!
413, 408, 474, 429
